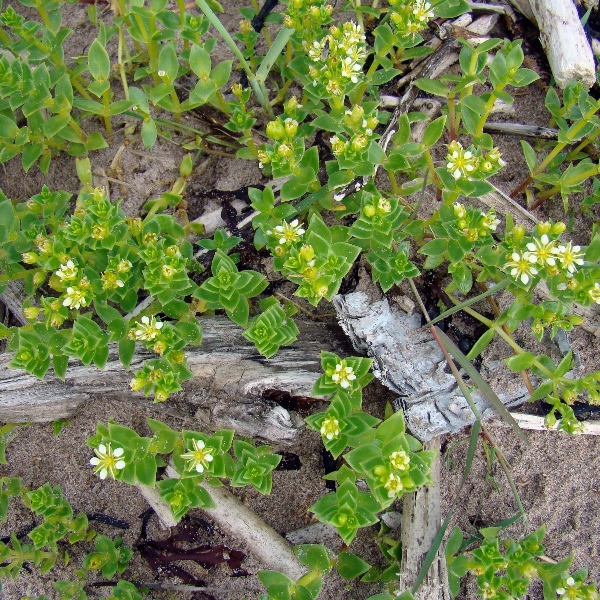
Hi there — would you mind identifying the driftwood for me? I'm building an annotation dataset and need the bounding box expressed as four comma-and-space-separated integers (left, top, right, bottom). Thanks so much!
135, 464, 309, 580
398, 439, 450, 600
527, 0, 596, 88
333, 292, 530, 442
0, 316, 349, 443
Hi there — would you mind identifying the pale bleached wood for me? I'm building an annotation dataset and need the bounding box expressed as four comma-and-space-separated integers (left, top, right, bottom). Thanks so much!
0, 317, 349, 443
398, 438, 450, 600
507, 412, 600, 434
529, 0, 596, 88
163, 465, 308, 580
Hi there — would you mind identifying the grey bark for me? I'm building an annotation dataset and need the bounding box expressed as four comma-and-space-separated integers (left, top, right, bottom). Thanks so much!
0, 317, 350, 443
333, 292, 530, 442
398, 439, 450, 600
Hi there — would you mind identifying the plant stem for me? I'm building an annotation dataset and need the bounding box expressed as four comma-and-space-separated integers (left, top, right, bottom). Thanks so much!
510, 103, 600, 198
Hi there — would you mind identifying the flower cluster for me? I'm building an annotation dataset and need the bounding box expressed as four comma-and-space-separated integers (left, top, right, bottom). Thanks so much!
452, 203, 500, 243
256, 98, 306, 177
504, 229, 586, 286
382, 450, 412, 497
330, 105, 379, 163
283, 0, 333, 41
446, 141, 506, 181
304, 22, 367, 98
388, 0, 434, 40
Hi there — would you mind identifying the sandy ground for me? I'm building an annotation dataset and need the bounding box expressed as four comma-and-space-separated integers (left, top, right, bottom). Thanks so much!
1, 1, 600, 599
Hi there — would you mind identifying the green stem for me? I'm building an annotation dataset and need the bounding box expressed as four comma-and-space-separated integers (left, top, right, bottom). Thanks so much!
531, 164, 600, 208
117, 25, 130, 100
176, 0, 189, 52
453, 301, 557, 380
511, 103, 600, 198
448, 93, 456, 141
475, 87, 502, 137
101, 91, 113, 134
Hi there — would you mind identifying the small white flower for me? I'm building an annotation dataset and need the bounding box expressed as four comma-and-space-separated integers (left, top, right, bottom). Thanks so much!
389, 450, 410, 471
90, 443, 126, 480
384, 473, 404, 497
132, 105, 138, 111
157, 70, 166, 77
482, 210, 501, 232
131, 315, 163, 341
525, 234, 558, 266
588, 283, 600, 304
556, 242, 585, 274
55, 260, 78, 282
329, 361, 357, 389
180, 438, 214, 473
62, 286, 89, 310
273, 219, 305, 245
504, 252, 538, 285
320, 417, 341, 440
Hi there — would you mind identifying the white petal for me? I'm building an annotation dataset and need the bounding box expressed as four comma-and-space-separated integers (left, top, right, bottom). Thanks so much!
98, 444, 107, 455
520, 273, 530, 284
205, 454, 214, 462
90, 457, 100, 466
141, 316, 150, 324
99, 469, 108, 480
196, 464, 204, 473
115, 460, 126, 470
113, 447, 124, 457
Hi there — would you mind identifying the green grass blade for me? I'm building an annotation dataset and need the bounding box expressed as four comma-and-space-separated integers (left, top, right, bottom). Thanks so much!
256, 27, 294, 83
434, 327, 529, 444
428, 280, 508, 326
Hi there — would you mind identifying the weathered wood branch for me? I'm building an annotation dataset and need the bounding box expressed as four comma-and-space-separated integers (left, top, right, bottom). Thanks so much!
333, 292, 531, 442
0, 317, 349, 443
136, 464, 309, 580
529, 0, 596, 88
398, 439, 450, 600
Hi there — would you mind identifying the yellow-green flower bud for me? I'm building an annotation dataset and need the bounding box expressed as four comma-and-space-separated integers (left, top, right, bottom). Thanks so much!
350, 134, 368, 151
130, 377, 145, 391
179, 154, 193, 177
240, 19, 252, 33
32, 272, 46, 286
23, 307, 41, 320
257, 150, 271, 165
512, 225, 526, 243
537, 221, 552, 235
284, 118, 298, 138
266, 120, 286, 141
284, 97, 299, 114
170, 350, 186, 364
299, 244, 315, 262
153, 340, 167, 355
21, 252, 39, 264
154, 388, 169, 402
551, 221, 566, 235
231, 83, 243, 97
277, 143, 293, 158
364, 204, 377, 218
49, 313, 65, 327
